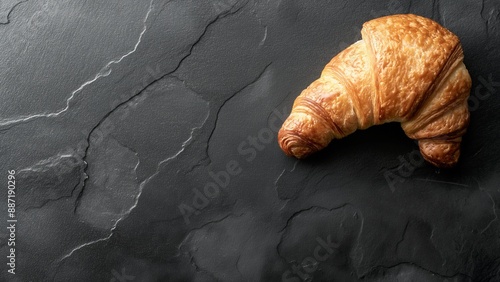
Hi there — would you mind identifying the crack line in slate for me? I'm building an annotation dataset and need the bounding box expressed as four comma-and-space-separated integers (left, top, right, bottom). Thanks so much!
56, 232, 113, 264
16, 154, 85, 210
16, 153, 75, 174
24, 179, 80, 211
177, 212, 244, 277
359, 261, 472, 280
113, 135, 140, 156
235, 253, 244, 279
205, 62, 273, 164
470, 146, 484, 159
0, 0, 28, 25
249, 1, 268, 48
58, 157, 144, 264
186, 212, 242, 238
72, 3, 247, 213
480, 0, 486, 23
67, 155, 139, 253
149, 0, 174, 28
169, 74, 206, 100
279, 162, 317, 201
394, 220, 410, 255
480, 0, 491, 39
278, 203, 351, 235
58, 0, 249, 266
131, 121, 207, 210
177, 209, 244, 250
259, 25, 268, 46
312, 172, 337, 188
189, 255, 219, 281
265, 89, 294, 124
274, 160, 298, 205
232, 226, 252, 281
414, 178, 469, 187
276, 203, 362, 268
274, 166, 288, 187
480, 190, 498, 235
75, 109, 205, 211
62, 107, 208, 264
0, 0, 154, 130
473, 177, 499, 235
151, 0, 247, 73
155, 196, 239, 226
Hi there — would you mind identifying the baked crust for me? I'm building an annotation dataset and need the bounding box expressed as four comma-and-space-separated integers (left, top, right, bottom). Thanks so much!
278, 14, 472, 168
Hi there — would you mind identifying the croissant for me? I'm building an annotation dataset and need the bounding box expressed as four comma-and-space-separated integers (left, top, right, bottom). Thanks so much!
278, 14, 472, 168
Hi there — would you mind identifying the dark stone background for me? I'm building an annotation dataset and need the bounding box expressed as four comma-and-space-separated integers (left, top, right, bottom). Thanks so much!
0, 0, 499, 281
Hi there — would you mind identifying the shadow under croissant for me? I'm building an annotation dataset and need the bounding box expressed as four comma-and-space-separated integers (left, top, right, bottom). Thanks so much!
281, 123, 412, 163
280, 121, 474, 173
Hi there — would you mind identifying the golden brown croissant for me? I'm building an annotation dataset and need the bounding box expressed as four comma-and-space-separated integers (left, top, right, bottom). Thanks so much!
278, 14, 472, 168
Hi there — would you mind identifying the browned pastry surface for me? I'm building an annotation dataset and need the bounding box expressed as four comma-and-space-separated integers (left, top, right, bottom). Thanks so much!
278, 14, 472, 168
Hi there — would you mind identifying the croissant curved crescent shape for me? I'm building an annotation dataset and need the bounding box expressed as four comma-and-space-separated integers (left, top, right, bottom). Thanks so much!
278, 14, 472, 168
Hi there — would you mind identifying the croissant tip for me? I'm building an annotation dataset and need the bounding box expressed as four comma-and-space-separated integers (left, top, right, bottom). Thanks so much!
278, 128, 319, 159
421, 154, 460, 169
418, 139, 461, 169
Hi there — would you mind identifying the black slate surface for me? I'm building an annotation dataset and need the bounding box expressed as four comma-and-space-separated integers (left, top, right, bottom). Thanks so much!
0, 0, 499, 281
